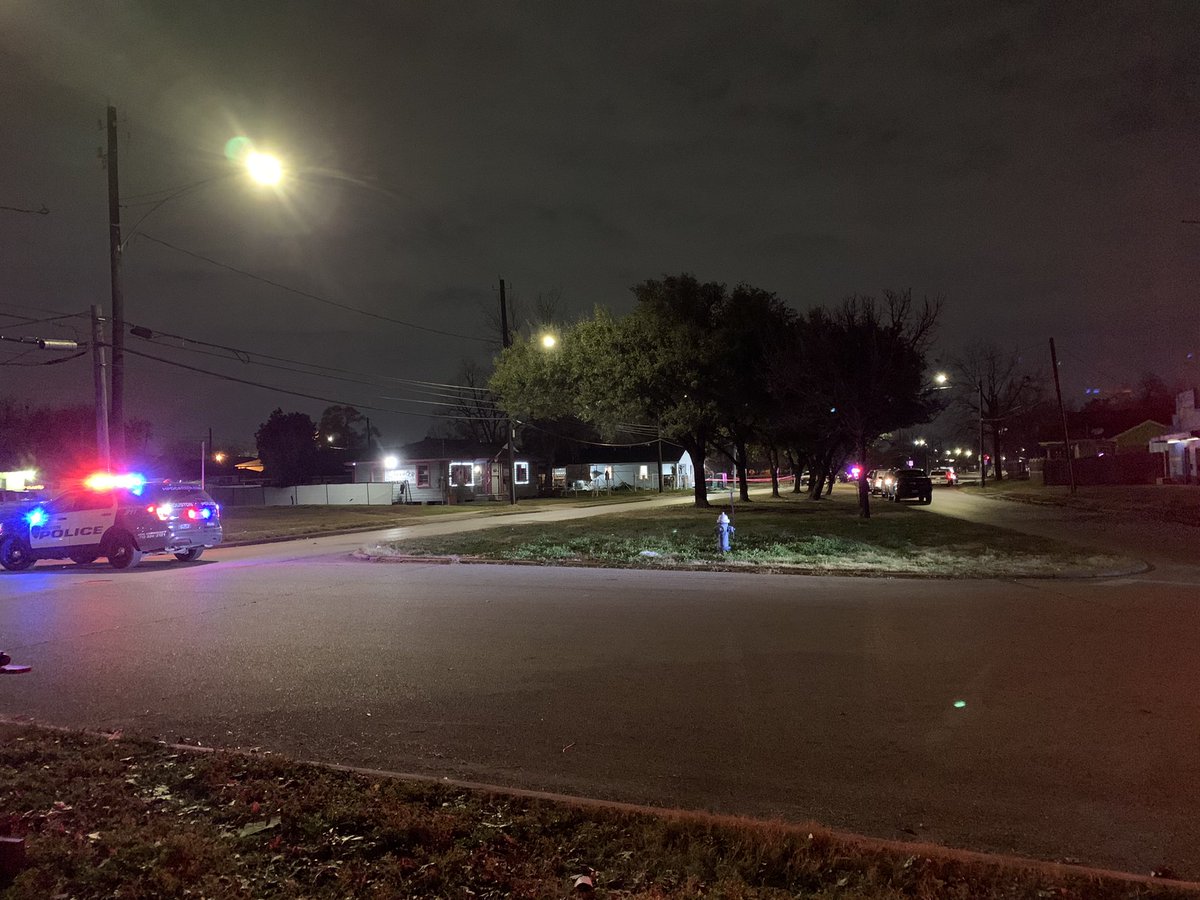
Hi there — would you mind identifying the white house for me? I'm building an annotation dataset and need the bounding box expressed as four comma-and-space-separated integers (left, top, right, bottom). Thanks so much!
354, 438, 540, 503
553, 442, 697, 492
1149, 388, 1200, 483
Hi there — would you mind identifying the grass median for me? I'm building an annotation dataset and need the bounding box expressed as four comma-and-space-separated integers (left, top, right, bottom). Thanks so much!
0, 723, 1189, 899
219, 491, 673, 543
363, 493, 1140, 578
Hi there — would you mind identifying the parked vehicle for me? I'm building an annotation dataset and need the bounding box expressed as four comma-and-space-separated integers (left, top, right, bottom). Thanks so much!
867, 470, 886, 495
930, 467, 958, 486
882, 467, 933, 504
0, 474, 222, 571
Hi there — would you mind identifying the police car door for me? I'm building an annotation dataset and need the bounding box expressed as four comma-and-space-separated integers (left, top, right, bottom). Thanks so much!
28, 491, 114, 552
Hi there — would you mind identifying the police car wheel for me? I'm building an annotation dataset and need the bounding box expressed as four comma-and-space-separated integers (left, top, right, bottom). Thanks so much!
0, 536, 36, 571
69, 552, 99, 565
106, 532, 143, 570
174, 548, 204, 562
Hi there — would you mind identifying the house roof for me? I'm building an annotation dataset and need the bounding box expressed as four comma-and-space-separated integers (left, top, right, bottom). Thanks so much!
563, 441, 687, 466
398, 438, 508, 461
1113, 419, 1169, 440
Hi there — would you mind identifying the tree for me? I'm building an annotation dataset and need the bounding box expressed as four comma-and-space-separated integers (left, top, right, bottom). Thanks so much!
317, 405, 378, 451
425, 361, 507, 445
771, 291, 941, 517
492, 275, 730, 508
713, 284, 796, 502
952, 343, 1042, 482
255, 408, 318, 486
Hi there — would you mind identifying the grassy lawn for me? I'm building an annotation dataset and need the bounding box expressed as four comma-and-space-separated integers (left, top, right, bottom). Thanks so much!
0, 723, 1188, 899
220, 491, 679, 543
963, 481, 1200, 528
365, 493, 1139, 578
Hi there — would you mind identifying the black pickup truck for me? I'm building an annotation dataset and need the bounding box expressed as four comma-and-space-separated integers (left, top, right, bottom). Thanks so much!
882, 467, 933, 504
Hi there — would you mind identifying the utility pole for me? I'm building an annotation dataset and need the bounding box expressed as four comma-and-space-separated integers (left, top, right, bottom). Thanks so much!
978, 380, 986, 488
106, 105, 126, 463
200, 439, 206, 491
657, 423, 664, 493
91, 305, 111, 471
1049, 338, 1077, 495
499, 277, 516, 505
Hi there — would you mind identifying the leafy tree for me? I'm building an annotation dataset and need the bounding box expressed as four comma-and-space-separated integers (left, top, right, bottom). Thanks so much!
255, 408, 318, 486
713, 284, 795, 502
771, 291, 941, 517
317, 405, 378, 451
493, 275, 729, 508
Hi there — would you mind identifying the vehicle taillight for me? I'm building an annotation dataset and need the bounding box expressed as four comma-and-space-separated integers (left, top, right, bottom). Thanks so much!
155, 503, 174, 521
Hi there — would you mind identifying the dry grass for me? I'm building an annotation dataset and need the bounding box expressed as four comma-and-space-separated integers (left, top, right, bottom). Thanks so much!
963, 482, 1200, 528
0, 724, 1190, 899
366, 494, 1140, 578
220, 491, 675, 543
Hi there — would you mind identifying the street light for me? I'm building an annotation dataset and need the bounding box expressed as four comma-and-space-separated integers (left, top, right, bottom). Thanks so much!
934, 372, 948, 385
245, 151, 284, 186
105, 104, 285, 465
540, 333, 557, 349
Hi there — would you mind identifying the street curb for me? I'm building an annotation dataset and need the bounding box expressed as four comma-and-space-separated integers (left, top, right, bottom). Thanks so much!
350, 550, 1152, 581
1, 717, 1196, 892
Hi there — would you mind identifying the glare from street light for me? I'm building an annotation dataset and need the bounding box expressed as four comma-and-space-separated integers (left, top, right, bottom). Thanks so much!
540, 333, 557, 349
383, 455, 399, 469
934, 372, 948, 385
246, 151, 284, 186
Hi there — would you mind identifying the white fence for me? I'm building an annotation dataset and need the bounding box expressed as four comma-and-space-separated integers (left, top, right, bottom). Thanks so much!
263, 482, 399, 506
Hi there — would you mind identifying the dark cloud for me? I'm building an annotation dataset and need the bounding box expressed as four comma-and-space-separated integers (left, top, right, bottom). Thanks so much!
1, 0, 1198, 450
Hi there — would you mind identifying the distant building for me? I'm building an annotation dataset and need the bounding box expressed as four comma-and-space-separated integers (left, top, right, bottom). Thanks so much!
552, 442, 697, 492
1149, 389, 1200, 483
353, 438, 540, 503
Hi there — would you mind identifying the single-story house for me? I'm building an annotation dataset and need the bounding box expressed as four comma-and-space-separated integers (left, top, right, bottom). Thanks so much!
354, 438, 541, 503
1150, 389, 1200, 483
553, 442, 697, 492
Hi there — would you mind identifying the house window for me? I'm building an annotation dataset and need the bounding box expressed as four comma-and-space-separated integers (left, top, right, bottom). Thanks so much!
639, 465, 649, 480
450, 462, 475, 487
515, 462, 529, 485
416, 464, 430, 488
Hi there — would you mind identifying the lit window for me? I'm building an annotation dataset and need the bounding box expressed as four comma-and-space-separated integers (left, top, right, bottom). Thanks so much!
515, 462, 529, 485
417, 465, 430, 487
450, 462, 475, 487
639, 465, 649, 479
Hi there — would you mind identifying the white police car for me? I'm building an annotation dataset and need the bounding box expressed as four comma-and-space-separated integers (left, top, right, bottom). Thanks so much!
0, 474, 222, 571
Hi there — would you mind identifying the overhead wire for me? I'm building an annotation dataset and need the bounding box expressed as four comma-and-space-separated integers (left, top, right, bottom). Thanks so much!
122, 317, 508, 399
138, 232, 499, 345
121, 346, 504, 421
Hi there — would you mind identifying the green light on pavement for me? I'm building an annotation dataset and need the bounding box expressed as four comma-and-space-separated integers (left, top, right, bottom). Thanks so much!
953, 700, 967, 709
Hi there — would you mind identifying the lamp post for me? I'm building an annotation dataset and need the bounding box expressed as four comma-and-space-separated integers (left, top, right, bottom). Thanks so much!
104, 104, 282, 465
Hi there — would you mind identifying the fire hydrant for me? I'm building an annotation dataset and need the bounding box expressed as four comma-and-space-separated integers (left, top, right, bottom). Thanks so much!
716, 511, 735, 553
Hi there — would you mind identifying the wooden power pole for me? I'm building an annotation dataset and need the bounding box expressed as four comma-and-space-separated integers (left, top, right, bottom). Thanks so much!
499, 278, 516, 505
106, 105, 126, 462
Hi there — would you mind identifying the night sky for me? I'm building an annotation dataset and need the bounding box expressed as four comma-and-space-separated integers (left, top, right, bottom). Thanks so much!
1, 1, 1197, 452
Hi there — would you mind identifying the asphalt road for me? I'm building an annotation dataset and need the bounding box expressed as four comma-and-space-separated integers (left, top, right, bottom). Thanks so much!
3, 490, 1199, 877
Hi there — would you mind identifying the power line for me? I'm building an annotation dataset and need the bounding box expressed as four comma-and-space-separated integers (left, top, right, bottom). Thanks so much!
123, 317, 507, 398
121, 346, 504, 421
0, 203, 49, 215
138, 232, 499, 345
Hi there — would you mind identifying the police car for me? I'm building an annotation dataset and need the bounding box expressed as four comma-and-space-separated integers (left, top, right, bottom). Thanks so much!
0, 474, 222, 571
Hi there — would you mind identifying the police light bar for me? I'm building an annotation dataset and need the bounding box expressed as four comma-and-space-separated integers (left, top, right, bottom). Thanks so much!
84, 472, 147, 492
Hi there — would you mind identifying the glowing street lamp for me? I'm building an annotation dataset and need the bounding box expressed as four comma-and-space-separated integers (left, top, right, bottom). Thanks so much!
934, 372, 948, 385
245, 150, 284, 186
383, 455, 399, 470
540, 333, 558, 349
